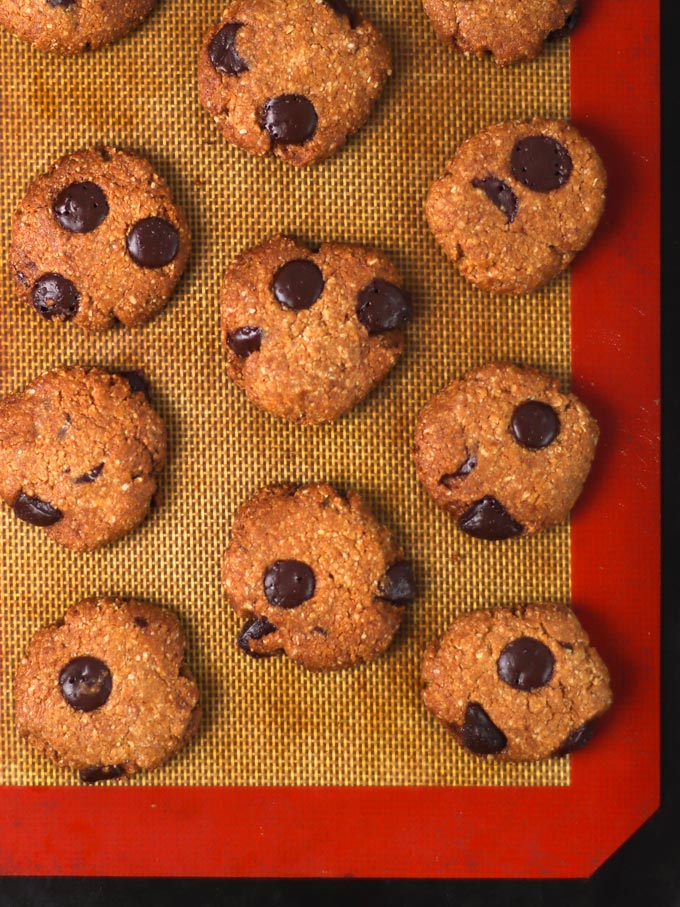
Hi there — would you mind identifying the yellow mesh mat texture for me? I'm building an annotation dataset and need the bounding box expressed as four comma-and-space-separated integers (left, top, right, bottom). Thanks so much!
0, 0, 572, 786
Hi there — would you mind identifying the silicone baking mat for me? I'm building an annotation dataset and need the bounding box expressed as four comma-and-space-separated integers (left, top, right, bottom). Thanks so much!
0, 0, 659, 878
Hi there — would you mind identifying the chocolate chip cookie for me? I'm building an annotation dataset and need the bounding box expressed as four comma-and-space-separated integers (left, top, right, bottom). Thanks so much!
0, 0, 155, 54
221, 235, 411, 423
198, 0, 392, 166
14, 598, 200, 782
421, 602, 612, 761
413, 362, 599, 539
422, 0, 579, 66
9, 147, 190, 331
425, 118, 606, 294
222, 483, 416, 671
0, 367, 166, 551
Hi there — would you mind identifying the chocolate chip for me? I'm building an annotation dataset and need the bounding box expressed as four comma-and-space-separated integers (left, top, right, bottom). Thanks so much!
440, 453, 477, 486
53, 181, 109, 233
80, 765, 125, 784
548, 5, 580, 40
554, 717, 599, 755
458, 496, 523, 540
356, 279, 412, 335
47, 0, 75, 6
134, 616, 148, 628
263, 560, 316, 609
272, 260, 324, 311
323, 0, 359, 26
59, 656, 112, 712
31, 273, 79, 320
13, 492, 63, 527
209, 22, 248, 74
379, 562, 416, 605
497, 636, 555, 691
511, 135, 573, 192
510, 401, 560, 450
228, 326, 263, 358
313, 626, 329, 637
117, 370, 151, 401
454, 702, 507, 755
74, 463, 104, 485
126, 217, 179, 268
472, 177, 518, 223
237, 616, 278, 657
259, 95, 318, 146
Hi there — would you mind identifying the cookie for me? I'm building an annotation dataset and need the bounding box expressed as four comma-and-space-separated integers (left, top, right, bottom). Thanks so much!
222, 483, 415, 671
0, 0, 155, 54
421, 602, 612, 761
14, 598, 200, 782
9, 147, 190, 331
422, 0, 579, 66
0, 367, 166, 551
425, 118, 606, 294
221, 235, 411, 423
198, 0, 392, 166
413, 362, 598, 539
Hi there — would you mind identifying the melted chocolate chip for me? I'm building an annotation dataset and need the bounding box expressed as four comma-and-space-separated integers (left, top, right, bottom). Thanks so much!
80, 765, 125, 784
356, 279, 412, 335
53, 181, 109, 233
272, 260, 324, 311
458, 496, 523, 540
323, 0, 359, 26
227, 326, 263, 358
126, 217, 179, 268
554, 717, 600, 756
454, 702, 507, 755
237, 616, 278, 657
263, 560, 316, 609
472, 177, 518, 223
74, 463, 104, 485
31, 273, 79, 320
548, 5, 580, 40
59, 656, 112, 712
134, 616, 148, 628
510, 401, 561, 450
259, 95, 318, 146
439, 453, 477, 487
497, 636, 555, 691
13, 492, 63, 527
209, 22, 248, 74
379, 562, 416, 605
511, 135, 573, 192
117, 370, 151, 401
47, 0, 75, 6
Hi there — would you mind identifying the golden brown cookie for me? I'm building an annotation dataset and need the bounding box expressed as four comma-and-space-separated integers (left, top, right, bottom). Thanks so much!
413, 363, 599, 539
9, 147, 190, 331
14, 598, 200, 782
421, 602, 613, 761
198, 0, 392, 166
425, 118, 606, 294
222, 483, 416, 671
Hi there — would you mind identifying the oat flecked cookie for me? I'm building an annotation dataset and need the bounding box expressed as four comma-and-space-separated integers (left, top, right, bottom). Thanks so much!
9, 147, 190, 331
422, 0, 579, 66
425, 118, 606, 294
221, 235, 411, 423
413, 363, 599, 539
15, 598, 200, 782
421, 603, 612, 761
0, 0, 155, 54
222, 483, 416, 671
0, 367, 166, 551
198, 0, 392, 166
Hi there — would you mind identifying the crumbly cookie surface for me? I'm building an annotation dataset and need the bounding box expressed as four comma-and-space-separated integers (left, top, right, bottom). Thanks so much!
14, 598, 200, 781
413, 362, 598, 539
421, 602, 612, 761
198, 0, 392, 166
222, 483, 415, 671
0, 367, 166, 551
425, 118, 606, 294
9, 147, 190, 331
221, 234, 410, 423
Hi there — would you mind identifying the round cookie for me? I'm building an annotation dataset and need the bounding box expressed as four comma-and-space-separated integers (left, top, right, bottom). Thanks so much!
0, 0, 155, 55
222, 483, 416, 671
198, 0, 392, 166
422, 0, 579, 66
221, 235, 411, 423
0, 367, 166, 551
413, 362, 599, 539
9, 147, 190, 331
14, 598, 200, 782
421, 602, 613, 761
425, 118, 606, 294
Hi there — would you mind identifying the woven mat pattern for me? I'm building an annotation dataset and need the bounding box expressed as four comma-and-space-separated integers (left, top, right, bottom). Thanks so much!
0, 0, 571, 786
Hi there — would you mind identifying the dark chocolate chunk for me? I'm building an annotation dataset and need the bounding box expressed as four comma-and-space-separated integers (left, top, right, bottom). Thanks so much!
554, 717, 600, 756
31, 273, 79, 320
117, 370, 151, 401
263, 560, 316, 609
454, 702, 507, 755
511, 401, 560, 449
511, 135, 573, 192
126, 217, 179, 269
13, 492, 63, 527
323, 0, 359, 26
439, 453, 478, 486
379, 561, 416, 605
259, 95, 318, 146
356, 279, 412, 335
74, 463, 104, 485
80, 765, 125, 783
272, 260, 324, 311
53, 181, 109, 233
59, 656, 112, 712
472, 177, 518, 223
134, 616, 148, 628
209, 22, 248, 74
237, 616, 278, 657
458, 496, 523, 540
227, 326, 263, 358
548, 5, 580, 40
497, 636, 555, 691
